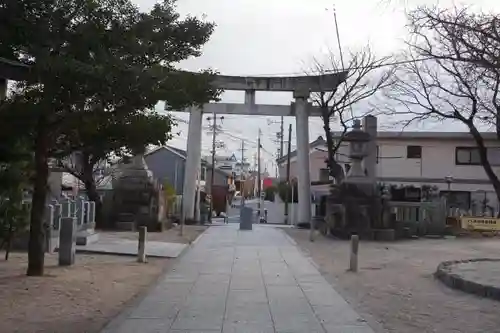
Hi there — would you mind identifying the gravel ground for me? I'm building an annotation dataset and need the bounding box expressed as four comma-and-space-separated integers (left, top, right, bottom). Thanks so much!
0, 225, 206, 333
284, 229, 500, 333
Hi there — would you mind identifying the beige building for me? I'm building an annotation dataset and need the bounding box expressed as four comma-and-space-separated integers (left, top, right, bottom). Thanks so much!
277, 132, 500, 212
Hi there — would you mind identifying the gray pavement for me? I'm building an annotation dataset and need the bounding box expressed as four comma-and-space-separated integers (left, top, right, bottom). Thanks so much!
102, 224, 374, 333
76, 234, 187, 258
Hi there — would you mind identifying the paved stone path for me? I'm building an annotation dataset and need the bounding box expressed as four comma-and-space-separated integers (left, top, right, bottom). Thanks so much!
102, 225, 374, 333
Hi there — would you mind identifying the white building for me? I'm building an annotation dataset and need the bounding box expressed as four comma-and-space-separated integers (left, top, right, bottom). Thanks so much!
277, 132, 500, 212
207, 153, 250, 180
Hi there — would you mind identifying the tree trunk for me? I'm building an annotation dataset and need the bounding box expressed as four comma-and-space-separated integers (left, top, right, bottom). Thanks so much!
323, 118, 345, 184
27, 115, 49, 276
82, 162, 103, 228
468, 124, 500, 217
5, 218, 14, 261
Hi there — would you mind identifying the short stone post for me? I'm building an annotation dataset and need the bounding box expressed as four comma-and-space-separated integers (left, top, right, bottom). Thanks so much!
53, 203, 62, 230
59, 217, 77, 266
88, 201, 96, 225
76, 199, 85, 226
349, 235, 359, 272
61, 199, 71, 218
70, 200, 76, 217
84, 201, 90, 224
137, 226, 147, 263
240, 206, 253, 230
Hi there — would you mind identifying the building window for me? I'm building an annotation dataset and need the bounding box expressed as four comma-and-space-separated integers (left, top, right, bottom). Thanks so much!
407, 145, 422, 159
456, 147, 481, 165
487, 147, 500, 166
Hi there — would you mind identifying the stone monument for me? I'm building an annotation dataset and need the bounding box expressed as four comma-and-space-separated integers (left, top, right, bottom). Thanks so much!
328, 118, 381, 239
111, 152, 160, 231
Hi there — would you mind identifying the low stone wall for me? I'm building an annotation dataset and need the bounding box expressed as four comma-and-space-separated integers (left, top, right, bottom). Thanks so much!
435, 258, 500, 301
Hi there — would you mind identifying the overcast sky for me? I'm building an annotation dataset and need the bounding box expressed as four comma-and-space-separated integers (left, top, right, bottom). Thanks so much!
133, 0, 500, 174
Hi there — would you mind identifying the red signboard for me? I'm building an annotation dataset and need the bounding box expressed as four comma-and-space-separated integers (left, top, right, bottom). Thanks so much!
263, 178, 273, 189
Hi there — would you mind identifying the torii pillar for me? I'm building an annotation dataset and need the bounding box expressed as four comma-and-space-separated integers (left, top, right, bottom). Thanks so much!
294, 90, 312, 225
181, 106, 203, 221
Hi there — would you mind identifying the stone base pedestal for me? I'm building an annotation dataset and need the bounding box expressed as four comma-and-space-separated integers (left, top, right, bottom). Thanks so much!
357, 229, 375, 240
116, 222, 136, 231
115, 213, 136, 231
76, 229, 100, 245
374, 229, 396, 241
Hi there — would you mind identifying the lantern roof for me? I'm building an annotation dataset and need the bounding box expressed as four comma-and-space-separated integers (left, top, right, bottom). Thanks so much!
344, 119, 370, 142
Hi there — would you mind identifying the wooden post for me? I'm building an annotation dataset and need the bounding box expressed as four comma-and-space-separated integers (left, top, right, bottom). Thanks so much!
349, 235, 359, 272
138, 226, 147, 263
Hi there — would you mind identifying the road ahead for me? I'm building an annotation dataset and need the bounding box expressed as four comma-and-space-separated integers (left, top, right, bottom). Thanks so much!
216, 199, 286, 225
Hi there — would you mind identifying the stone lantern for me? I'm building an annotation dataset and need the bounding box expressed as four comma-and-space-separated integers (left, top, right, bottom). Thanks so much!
343, 119, 371, 182
111, 150, 158, 231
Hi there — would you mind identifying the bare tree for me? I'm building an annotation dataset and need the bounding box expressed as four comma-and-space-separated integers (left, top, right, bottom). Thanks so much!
309, 46, 395, 183
384, 6, 500, 212
408, 6, 500, 72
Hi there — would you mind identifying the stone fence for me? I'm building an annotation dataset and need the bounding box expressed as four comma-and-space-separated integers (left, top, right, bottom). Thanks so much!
389, 200, 447, 235
324, 199, 447, 238
21, 196, 97, 252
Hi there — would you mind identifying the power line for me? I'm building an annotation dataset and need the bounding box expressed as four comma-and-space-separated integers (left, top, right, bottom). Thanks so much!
218, 130, 275, 158
225, 56, 437, 78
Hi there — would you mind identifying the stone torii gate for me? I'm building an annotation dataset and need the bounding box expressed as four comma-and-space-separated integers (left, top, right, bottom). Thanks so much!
167, 73, 347, 225
0, 58, 347, 224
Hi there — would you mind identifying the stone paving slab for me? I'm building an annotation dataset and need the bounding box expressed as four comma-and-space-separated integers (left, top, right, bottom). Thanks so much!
101, 225, 375, 333
76, 238, 187, 258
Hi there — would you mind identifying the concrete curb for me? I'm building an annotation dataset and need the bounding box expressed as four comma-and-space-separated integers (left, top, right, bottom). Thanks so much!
189, 227, 208, 246
78, 226, 209, 259
435, 258, 500, 301
75, 248, 184, 258
99, 226, 211, 333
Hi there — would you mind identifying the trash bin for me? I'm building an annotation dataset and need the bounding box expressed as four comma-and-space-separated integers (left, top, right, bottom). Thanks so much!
240, 206, 253, 230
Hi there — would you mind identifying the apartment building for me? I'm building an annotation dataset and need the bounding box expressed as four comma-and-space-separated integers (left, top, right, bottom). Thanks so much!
277, 132, 500, 212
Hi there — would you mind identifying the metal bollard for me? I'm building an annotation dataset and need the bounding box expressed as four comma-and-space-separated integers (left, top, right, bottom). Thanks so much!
138, 226, 147, 263
349, 234, 359, 272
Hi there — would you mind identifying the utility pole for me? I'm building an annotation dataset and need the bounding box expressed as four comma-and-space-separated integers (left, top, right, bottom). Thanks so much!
284, 124, 292, 224
267, 117, 285, 159
239, 140, 246, 207
206, 112, 224, 222
257, 129, 262, 218
280, 116, 284, 158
